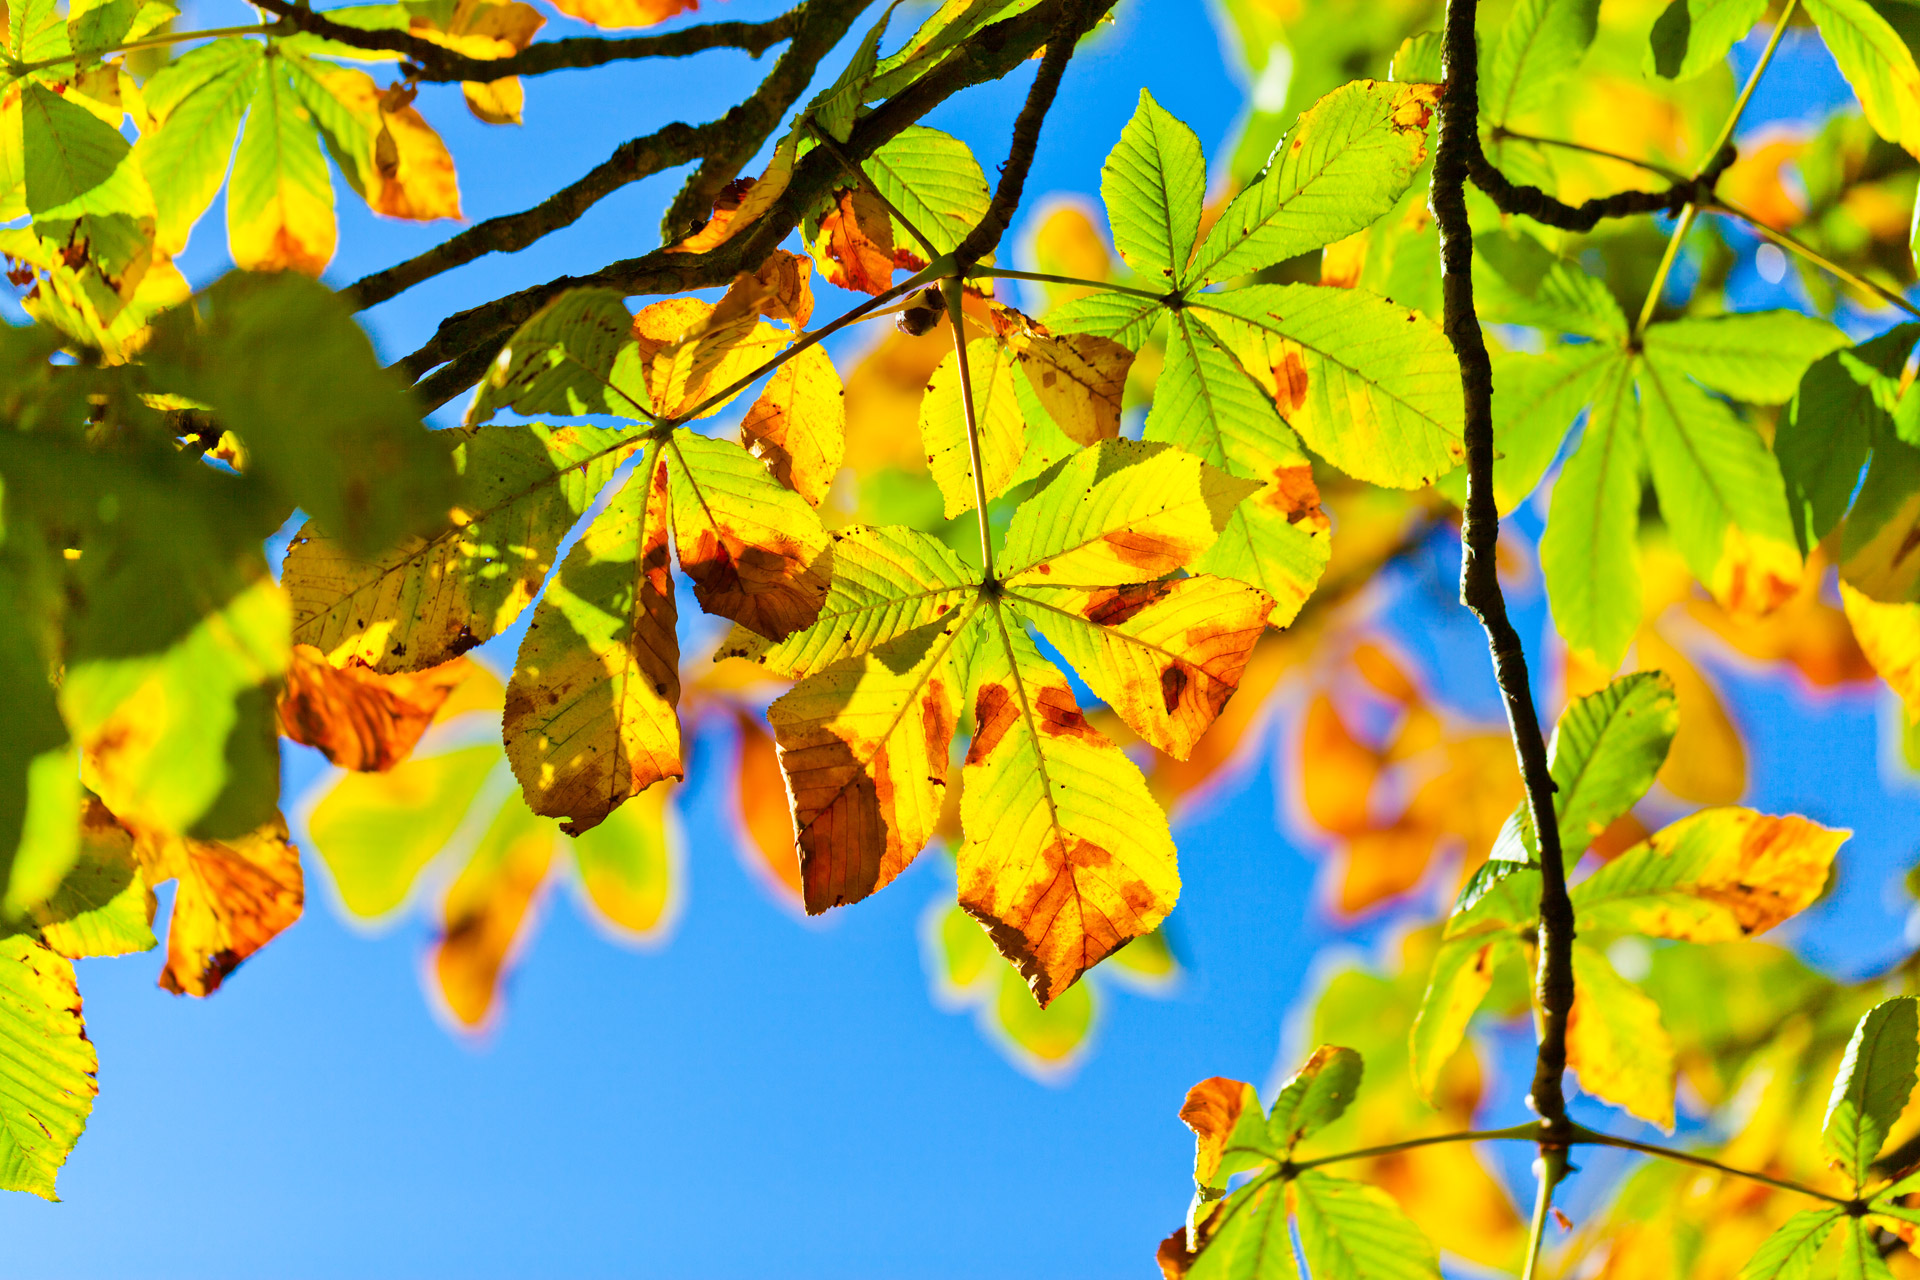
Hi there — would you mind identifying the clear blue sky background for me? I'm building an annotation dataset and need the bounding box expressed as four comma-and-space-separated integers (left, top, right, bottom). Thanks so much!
4, 4, 1916, 1276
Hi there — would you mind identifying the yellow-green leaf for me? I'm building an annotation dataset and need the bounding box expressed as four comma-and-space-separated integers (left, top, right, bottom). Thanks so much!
0, 936, 95, 1200
1567, 940, 1675, 1128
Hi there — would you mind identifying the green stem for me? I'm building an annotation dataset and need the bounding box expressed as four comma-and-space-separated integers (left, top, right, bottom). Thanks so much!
942, 275, 997, 582
966, 265, 1167, 303
1706, 199, 1920, 320
1521, 1147, 1566, 1280
10, 21, 282, 73
1631, 0, 1799, 338
1289, 1124, 1542, 1172
1568, 1126, 1852, 1206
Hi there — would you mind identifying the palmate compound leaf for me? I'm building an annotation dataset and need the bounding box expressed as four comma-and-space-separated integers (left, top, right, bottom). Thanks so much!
1741, 1208, 1846, 1280
1822, 997, 1920, 1192
1292, 1170, 1442, 1280
753, 440, 1268, 1002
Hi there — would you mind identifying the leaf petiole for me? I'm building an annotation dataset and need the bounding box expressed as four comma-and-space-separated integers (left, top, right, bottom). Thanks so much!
9, 21, 285, 75
942, 275, 997, 582
966, 265, 1168, 303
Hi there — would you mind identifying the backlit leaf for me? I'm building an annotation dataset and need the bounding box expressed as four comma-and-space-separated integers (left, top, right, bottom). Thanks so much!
568, 778, 676, 938
293, 61, 461, 222
739, 343, 846, 507
503, 455, 681, 836
864, 126, 990, 259
1410, 933, 1516, 1100
134, 814, 303, 996
469, 288, 646, 421
1823, 997, 1920, 1190
1740, 1208, 1844, 1280
226, 55, 334, 275
921, 336, 1028, 518
1482, 0, 1599, 127
808, 186, 896, 296
308, 743, 500, 918
30, 799, 156, 959
277, 646, 471, 771
1548, 671, 1679, 854
1293, 1170, 1442, 1280
1841, 581, 1920, 712
0, 936, 95, 1201
1192, 79, 1438, 286
1567, 940, 1676, 1128
1570, 807, 1847, 941
1180, 1076, 1272, 1188
1182, 1178, 1299, 1280
1802, 0, 1920, 157
133, 38, 262, 255
1650, 0, 1768, 80
1641, 313, 1849, 406
1268, 1045, 1362, 1152
1779, 327, 1919, 553
1103, 89, 1205, 287
433, 788, 553, 1028
541, 0, 690, 29
1540, 355, 1642, 666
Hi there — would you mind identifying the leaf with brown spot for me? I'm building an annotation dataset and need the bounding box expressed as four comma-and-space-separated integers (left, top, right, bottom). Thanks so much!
739, 342, 845, 506
991, 305, 1134, 447
503, 456, 682, 836
631, 295, 789, 421
277, 646, 473, 772
920, 336, 1032, 518
131, 814, 302, 997
666, 136, 796, 254
807, 186, 896, 296
1569, 807, 1848, 942
1179, 1076, 1270, 1189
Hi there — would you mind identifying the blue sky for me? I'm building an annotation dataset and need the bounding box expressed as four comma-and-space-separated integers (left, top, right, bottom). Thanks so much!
5, 4, 1918, 1277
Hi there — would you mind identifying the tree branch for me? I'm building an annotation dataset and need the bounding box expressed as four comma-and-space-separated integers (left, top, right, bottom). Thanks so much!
398, 0, 1113, 397
251, 0, 796, 82
1434, 0, 1575, 1221
1469, 136, 1736, 233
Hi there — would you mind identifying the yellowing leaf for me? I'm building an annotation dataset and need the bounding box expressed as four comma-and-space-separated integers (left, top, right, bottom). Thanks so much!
503, 455, 682, 835
1027, 198, 1113, 305
569, 778, 676, 937
298, 64, 461, 221
730, 712, 802, 905
542, 0, 692, 30
226, 56, 333, 274
1841, 581, 1920, 712
667, 141, 795, 255
277, 646, 473, 772
739, 343, 846, 506
1179, 1076, 1271, 1187
0, 936, 96, 1201
1567, 940, 1677, 1129
991, 306, 1134, 446
1410, 933, 1516, 1101
631, 295, 788, 420
920, 335, 1029, 518
462, 76, 523, 125
808, 186, 897, 295
1570, 807, 1847, 942
308, 743, 500, 918
433, 789, 553, 1028
1639, 628, 1747, 805
133, 814, 302, 996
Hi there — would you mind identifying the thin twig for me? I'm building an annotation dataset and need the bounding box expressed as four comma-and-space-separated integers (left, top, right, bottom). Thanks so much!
1570, 1128, 1853, 1207
250, 0, 797, 82
1288, 1124, 1542, 1172
808, 124, 944, 260
967, 265, 1167, 302
1705, 199, 1920, 320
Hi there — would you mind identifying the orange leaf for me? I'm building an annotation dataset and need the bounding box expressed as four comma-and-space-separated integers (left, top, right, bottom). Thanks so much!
1179, 1076, 1268, 1187
809, 187, 896, 295
434, 796, 554, 1028
133, 817, 303, 997
1300, 694, 1380, 837
277, 645, 473, 771
732, 711, 802, 904
306, 65, 462, 221
1639, 629, 1746, 804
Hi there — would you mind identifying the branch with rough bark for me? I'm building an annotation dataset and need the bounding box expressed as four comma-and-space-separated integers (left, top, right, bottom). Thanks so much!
401, 0, 1113, 407
1433, 0, 1575, 1266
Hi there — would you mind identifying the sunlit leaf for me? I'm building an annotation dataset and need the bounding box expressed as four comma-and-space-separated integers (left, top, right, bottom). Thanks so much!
1802, 0, 1920, 158
1482, 0, 1599, 127
134, 814, 302, 996
1641, 313, 1849, 406
133, 38, 263, 255
1567, 940, 1676, 1128
1410, 933, 1516, 1100
739, 343, 846, 507
1823, 997, 1919, 1191
226, 55, 334, 275
1180, 1076, 1272, 1188
1269, 1045, 1363, 1153
30, 798, 156, 959
433, 787, 553, 1028
1293, 1170, 1442, 1280
1540, 356, 1641, 666
864, 125, 990, 259
277, 646, 471, 771
0, 936, 95, 1201
920, 335, 1028, 517
1739, 1207, 1842, 1280
1103, 88, 1205, 287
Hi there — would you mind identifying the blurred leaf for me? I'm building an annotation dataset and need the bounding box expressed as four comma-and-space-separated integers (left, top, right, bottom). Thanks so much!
1802, 0, 1920, 159
569, 779, 676, 938
308, 743, 498, 918
134, 814, 302, 996
434, 788, 554, 1028
1482, 0, 1599, 127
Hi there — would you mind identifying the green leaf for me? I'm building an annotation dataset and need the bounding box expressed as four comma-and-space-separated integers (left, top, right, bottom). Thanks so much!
20, 80, 140, 219
1483, 0, 1600, 126
1102, 89, 1206, 287
148, 271, 456, 559
1410, 933, 1516, 1100
1824, 996, 1920, 1191
1191, 285, 1464, 489
1739, 1208, 1843, 1280
1292, 1170, 1442, 1280
864, 127, 990, 258
1189, 79, 1438, 287
866, 0, 1041, 102
1549, 670, 1679, 852
225, 53, 334, 274
1641, 313, 1850, 405
0, 550, 80, 923
133, 38, 263, 256
0, 936, 95, 1200
29, 802, 155, 958
1267, 1045, 1362, 1152
807, 0, 899, 142
67, 0, 137, 62
1474, 231, 1628, 341
1540, 355, 1641, 666
1149, 309, 1330, 626
1650, 0, 1768, 79
1181, 1076, 1276, 1189
469, 288, 649, 423
1839, 1215, 1898, 1280
286, 424, 634, 673
1779, 327, 1919, 553
308, 744, 499, 918
1187, 1179, 1300, 1280
1802, 0, 1920, 155
1638, 353, 1803, 615
1045, 288, 1164, 350
1567, 940, 1676, 1128
1466, 345, 1615, 515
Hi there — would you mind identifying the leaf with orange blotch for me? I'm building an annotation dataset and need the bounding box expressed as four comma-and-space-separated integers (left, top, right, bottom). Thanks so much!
131, 815, 302, 997
277, 646, 474, 771
731, 712, 802, 905
226, 55, 334, 275
1180, 1076, 1272, 1189
503, 455, 682, 836
1567, 940, 1678, 1129
289, 62, 461, 222
807, 186, 897, 296
540, 0, 692, 30
739, 343, 845, 507
1841, 581, 1920, 713
630, 294, 789, 420
433, 789, 554, 1029
763, 440, 1258, 1000
1299, 694, 1381, 838
1149, 634, 1296, 811
1688, 551, 1876, 688
667, 139, 797, 255
1570, 807, 1848, 942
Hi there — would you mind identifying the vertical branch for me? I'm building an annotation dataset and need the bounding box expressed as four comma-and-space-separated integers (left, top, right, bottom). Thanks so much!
1432, 0, 1574, 1262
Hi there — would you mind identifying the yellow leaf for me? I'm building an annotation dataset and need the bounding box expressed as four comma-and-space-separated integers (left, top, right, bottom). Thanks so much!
133, 815, 303, 997
227, 58, 333, 275
667, 143, 796, 255
920, 335, 1028, 518
631, 295, 787, 420
1026, 197, 1112, 305
1567, 941, 1676, 1128
503, 458, 683, 835
462, 76, 524, 124
740, 343, 845, 506
433, 791, 554, 1028
276, 645, 474, 772
1841, 580, 1920, 712
301, 64, 462, 222
569, 778, 677, 938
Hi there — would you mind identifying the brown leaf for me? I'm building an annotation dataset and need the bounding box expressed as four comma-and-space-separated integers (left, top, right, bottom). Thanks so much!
809, 187, 896, 295
133, 816, 303, 997
277, 645, 473, 771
